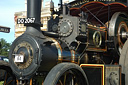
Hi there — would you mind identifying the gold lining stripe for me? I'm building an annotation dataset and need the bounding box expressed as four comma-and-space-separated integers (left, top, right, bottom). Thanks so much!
80, 64, 104, 85
71, 50, 75, 62
50, 38, 63, 61
30, 79, 32, 85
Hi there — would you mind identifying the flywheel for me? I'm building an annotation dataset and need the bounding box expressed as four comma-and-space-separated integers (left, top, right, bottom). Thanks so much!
109, 12, 128, 55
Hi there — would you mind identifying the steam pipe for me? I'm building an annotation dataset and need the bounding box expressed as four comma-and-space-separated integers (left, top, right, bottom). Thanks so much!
25, 0, 43, 37
60, 0, 63, 9
59, 0, 63, 14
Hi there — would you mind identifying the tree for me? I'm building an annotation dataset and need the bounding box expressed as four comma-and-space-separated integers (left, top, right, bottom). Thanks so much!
0, 38, 11, 57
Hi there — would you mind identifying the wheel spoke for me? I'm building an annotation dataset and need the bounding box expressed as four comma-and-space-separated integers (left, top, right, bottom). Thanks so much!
63, 71, 76, 85
59, 80, 63, 85
71, 76, 74, 85
6, 77, 13, 85
64, 73, 67, 85
43, 63, 89, 85
1, 70, 15, 85
3, 72, 7, 85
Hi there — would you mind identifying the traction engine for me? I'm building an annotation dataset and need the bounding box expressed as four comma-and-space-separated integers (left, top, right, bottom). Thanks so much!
7, 0, 128, 85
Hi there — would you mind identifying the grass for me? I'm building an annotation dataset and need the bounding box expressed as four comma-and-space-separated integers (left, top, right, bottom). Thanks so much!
0, 81, 4, 85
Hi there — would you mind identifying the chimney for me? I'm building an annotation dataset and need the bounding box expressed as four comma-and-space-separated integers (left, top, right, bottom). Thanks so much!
25, 0, 43, 37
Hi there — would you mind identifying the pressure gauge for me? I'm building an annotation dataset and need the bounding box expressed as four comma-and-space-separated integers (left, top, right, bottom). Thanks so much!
58, 18, 73, 37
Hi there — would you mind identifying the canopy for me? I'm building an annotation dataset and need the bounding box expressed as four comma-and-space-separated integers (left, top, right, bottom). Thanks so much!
70, 1, 128, 25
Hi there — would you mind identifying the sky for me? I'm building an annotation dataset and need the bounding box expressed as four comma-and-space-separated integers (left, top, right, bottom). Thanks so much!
0, 0, 73, 43
0, 0, 25, 43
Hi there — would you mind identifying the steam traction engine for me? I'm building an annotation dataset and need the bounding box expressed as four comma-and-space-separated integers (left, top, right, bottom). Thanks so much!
7, 0, 128, 85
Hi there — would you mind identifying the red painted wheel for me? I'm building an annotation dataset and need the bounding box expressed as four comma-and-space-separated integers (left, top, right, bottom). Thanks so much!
0, 61, 16, 85
43, 63, 89, 85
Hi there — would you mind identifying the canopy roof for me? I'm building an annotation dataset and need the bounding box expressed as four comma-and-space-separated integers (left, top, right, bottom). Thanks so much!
70, 1, 128, 25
